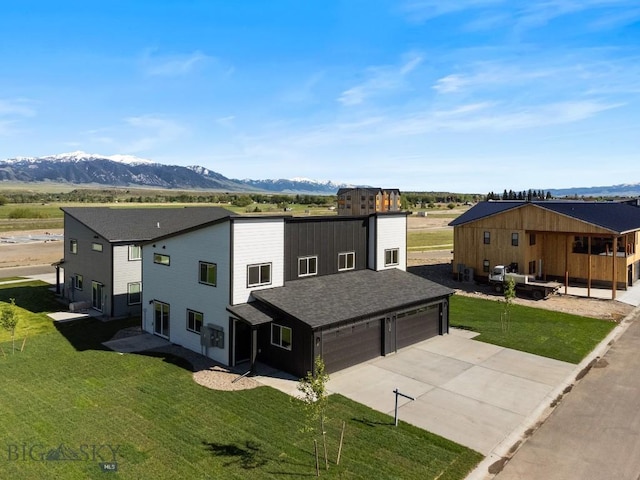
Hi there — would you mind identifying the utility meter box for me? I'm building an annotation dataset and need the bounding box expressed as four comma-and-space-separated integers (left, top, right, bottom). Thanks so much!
200, 324, 224, 348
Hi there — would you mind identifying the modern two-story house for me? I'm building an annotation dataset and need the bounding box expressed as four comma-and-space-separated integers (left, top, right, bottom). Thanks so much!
141, 211, 453, 376
60, 207, 232, 318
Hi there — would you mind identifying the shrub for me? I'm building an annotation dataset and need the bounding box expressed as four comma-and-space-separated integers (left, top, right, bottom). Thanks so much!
447, 203, 456, 209
7, 208, 48, 219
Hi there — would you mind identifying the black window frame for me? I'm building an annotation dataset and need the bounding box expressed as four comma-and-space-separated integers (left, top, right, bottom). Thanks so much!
529, 233, 536, 246
512, 233, 519, 247
186, 309, 203, 334
91, 242, 103, 252
154, 253, 170, 266
75, 274, 83, 290
483, 231, 490, 245
483, 259, 490, 273
271, 323, 292, 350
199, 261, 217, 286
69, 239, 78, 254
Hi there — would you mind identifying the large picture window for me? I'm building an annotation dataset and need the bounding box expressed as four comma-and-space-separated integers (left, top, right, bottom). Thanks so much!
384, 248, 399, 266
338, 252, 355, 271
199, 261, 217, 286
298, 256, 317, 277
248, 263, 272, 287
271, 324, 292, 350
187, 309, 203, 333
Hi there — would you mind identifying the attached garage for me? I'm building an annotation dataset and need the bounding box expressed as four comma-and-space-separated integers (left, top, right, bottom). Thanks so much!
247, 268, 454, 377
321, 318, 383, 373
396, 304, 441, 350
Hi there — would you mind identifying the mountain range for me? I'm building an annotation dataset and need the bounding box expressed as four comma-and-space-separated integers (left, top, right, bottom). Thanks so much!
0, 151, 353, 194
1, 151, 638, 197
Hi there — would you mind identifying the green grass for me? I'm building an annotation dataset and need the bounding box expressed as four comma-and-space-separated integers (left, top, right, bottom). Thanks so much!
0, 285, 482, 479
408, 230, 453, 251
0, 276, 26, 282
0, 281, 63, 341
450, 296, 616, 364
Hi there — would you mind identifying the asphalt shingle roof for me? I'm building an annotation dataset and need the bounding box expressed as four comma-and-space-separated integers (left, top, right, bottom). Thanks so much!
252, 268, 453, 329
61, 206, 233, 243
226, 302, 275, 326
449, 201, 640, 234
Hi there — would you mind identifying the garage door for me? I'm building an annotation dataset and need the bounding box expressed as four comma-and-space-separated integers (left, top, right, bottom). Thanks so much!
396, 304, 440, 350
322, 318, 383, 373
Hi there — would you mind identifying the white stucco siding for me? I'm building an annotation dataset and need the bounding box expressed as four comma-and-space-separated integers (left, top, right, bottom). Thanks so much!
231, 218, 285, 304
374, 215, 407, 271
141, 222, 231, 365
112, 245, 142, 295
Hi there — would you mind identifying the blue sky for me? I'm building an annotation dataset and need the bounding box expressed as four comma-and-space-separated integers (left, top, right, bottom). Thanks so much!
1, 1, 639, 193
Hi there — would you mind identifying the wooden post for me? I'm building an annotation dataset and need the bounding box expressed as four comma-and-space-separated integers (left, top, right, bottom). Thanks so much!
564, 235, 569, 294
314, 440, 320, 477
612, 236, 617, 300
587, 236, 592, 298
322, 417, 328, 470
20, 335, 27, 352
336, 421, 345, 465
0, 345, 5, 358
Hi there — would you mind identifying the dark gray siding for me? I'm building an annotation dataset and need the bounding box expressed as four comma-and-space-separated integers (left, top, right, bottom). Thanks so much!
257, 316, 314, 378
63, 214, 113, 315
284, 217, 368, 281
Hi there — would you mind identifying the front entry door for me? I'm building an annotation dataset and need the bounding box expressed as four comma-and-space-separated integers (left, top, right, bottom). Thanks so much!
154, 301, 170, 338
234, 320, 251, 365
91, 282, 103, 311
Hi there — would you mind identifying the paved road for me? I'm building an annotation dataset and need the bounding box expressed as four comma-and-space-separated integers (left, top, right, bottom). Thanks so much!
496, 309, 640, 480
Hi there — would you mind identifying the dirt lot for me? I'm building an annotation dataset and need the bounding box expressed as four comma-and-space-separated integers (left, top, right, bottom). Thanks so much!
0, 221, 633, 321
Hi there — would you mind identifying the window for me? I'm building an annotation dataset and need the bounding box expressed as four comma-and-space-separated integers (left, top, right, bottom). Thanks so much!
385, 248, 399, 266
199, 261, 217, 286
92, 242, 103, 252
127, 282, 141, 305
483, 231, 490, 244
483, 259, 490, 272
128, 245, 141, 260
74, 274, 83, 290
271, 324, 292, 350
528, 261, 536, 275
187, 309, 203, 333
529, 234, 536, 246
511, 233, 519, 247
154, 253, 170, 266
298, 256, 317, 277
69, 239, 78, 254
248, 263, 272, 287
338, 252, 355, 271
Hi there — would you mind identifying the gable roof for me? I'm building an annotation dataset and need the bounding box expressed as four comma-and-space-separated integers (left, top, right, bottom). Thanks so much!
61, 206, 233, 243
251, 268, 453, 329
449, 201, 640, 234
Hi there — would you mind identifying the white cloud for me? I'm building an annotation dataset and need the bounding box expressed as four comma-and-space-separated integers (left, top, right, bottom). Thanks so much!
338, 52, 424, 106
141, 50, 212, 76
0, 99, 36, 117
123, 115, 187, 153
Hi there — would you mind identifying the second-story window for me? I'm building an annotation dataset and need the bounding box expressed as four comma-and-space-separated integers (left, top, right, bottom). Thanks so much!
338, 252, 355, 271
512, 233, 519, 247
247, 263, 272, 287
199, 261, 217, 286
483, 231, 491, 244
92, 242, 103, 252
298, 256, 318, 277
154, 253, 170, 266
129, 245, 142, 260
69, 239, 78, 254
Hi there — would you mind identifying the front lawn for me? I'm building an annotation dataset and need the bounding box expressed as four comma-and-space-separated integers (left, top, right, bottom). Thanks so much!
0, 287, 482, 479
450, 295, 616, 364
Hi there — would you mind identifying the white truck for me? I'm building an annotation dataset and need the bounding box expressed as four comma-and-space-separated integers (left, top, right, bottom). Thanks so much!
488, 265, 561, 300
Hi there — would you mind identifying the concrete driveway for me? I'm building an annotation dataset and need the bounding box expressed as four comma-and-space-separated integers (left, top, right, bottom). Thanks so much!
327, 329, 575, 455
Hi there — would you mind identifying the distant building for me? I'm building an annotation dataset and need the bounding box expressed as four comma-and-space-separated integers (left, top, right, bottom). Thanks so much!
336, 188, 401, 215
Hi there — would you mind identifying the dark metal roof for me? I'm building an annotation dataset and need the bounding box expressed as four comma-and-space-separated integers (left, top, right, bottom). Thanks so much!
449, 201, 640, 234
227, 302, 275, 326
251, 268, 453, 329
61, 206, 233, 243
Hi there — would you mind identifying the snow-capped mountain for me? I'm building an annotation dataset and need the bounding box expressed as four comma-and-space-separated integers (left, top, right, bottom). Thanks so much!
0, 152, 352, 194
